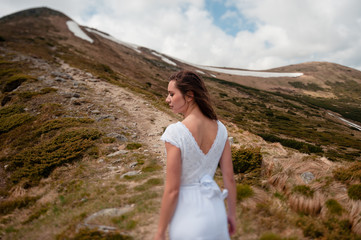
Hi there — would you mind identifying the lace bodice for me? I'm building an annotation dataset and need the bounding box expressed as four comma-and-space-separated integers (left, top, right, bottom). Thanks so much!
160, 120, 228, 185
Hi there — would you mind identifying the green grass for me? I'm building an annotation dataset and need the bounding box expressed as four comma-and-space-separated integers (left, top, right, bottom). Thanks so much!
126, 142, 142, 150
0, 196, 39, 215
133, 178, 163, 191
292, 185, 314, 198
348, 184, 361, 200
236, 184, 254, 201
260, 232, 298, 240
325, 199, 343, 215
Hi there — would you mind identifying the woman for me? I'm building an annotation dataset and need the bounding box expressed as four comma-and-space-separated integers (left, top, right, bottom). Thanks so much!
154, 70, 236, 240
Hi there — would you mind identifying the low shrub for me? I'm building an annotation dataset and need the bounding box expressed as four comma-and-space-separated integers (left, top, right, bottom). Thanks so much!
236, 184, 254, 201
1, 74, 32, 92
0, 112, 33, 134
292, 185, 314, 198
17, 87, 58, 100
102, 137, 116, 143
259, 232, 298, 240
7, 128, 101, 187
35, 117, 94, 135
325, 199, 343, 215
334, 162, 361, 182
231, 146, 262, 174
126, 142, 142, 150
296, 215, 358, 239
259, 133, 323, 154
348, 184, 361, 200
0, 104, 24, 117
0, 196, 39, 215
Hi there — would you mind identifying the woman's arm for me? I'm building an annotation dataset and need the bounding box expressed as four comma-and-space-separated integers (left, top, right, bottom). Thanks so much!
219, 139, 237, 235
154, 142, 182, 240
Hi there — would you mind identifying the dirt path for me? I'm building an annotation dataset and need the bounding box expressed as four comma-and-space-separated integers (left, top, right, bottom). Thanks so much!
60, 62, 175, 158
59, 62, 175, 239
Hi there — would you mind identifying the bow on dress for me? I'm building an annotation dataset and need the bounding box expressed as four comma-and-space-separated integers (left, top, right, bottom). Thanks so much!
200, 174, 228, 200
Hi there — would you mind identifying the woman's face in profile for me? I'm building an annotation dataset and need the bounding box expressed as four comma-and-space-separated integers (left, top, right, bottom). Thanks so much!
166, 80, 187, 114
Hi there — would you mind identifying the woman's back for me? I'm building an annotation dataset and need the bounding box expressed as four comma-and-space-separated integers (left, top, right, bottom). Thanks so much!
161, 119, 228, 185
182, 116, 218, 155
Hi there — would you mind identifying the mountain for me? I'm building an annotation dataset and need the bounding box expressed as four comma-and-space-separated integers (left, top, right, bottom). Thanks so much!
1, 7, 361, 239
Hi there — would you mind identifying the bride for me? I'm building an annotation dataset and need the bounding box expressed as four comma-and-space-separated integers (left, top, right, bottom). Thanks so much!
153, 70, 236, 240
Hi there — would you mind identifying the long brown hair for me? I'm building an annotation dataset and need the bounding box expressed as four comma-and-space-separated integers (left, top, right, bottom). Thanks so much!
169, 70, 217, 120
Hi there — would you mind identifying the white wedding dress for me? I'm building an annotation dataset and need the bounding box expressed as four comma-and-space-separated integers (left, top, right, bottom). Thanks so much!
161, 120, 230, 240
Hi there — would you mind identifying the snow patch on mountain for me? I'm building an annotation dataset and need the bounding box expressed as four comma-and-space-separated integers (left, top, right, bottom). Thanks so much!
151, 52, 177, 66
196, 65, 303, 78
85, 28, 141, 53
66, 21, 93, 43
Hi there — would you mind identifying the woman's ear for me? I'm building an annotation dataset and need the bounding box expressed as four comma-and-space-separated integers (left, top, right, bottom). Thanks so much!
185, 91, 194, 102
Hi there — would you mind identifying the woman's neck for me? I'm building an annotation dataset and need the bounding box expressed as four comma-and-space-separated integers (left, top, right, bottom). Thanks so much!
182, 103, 205, 121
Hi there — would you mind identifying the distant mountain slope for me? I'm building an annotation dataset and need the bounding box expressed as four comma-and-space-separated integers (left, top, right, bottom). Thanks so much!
0, 7, 360, 161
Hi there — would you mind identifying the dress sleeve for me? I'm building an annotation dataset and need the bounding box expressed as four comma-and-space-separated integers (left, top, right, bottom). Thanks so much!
160, 123, 181, 148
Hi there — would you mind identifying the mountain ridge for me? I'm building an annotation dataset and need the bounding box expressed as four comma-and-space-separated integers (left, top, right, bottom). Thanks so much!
0, 7, 70, 23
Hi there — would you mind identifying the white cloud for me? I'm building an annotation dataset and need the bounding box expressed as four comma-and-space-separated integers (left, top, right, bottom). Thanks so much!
1, 0, 361, 70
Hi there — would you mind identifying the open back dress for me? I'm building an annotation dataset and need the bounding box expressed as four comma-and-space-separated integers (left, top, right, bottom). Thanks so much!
161, 120, 230, 240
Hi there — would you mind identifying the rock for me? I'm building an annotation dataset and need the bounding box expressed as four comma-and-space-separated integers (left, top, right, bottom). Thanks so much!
97, 115, 116, 121
62, 92, 73, 98
106, 133, 127, 142
71, 98, 81, 106
55, 77, 66, 82
38, 76, 46, 81
91, 110, 101, 115
301, 171, 315, 184
73, 93, 81, 98
112, 159, 122, 164
97, 158, 104, 163
107, 150, 128, 157
51, 71, 73, 80
129, 162, 138, 168
79, 206, 134, 233
85, 72, 93, 78
228, 137, 234, 145
121, 170, 140, 178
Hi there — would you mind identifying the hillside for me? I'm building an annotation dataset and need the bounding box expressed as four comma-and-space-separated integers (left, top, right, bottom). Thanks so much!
1, 7, 361, 240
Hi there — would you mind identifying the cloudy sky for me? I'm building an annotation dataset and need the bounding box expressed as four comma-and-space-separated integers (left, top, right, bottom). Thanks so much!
1, 0, 361, 70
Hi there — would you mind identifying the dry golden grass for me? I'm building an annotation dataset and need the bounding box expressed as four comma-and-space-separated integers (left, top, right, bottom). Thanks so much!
349, 201, 361, 235
289, 192, 324, 216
